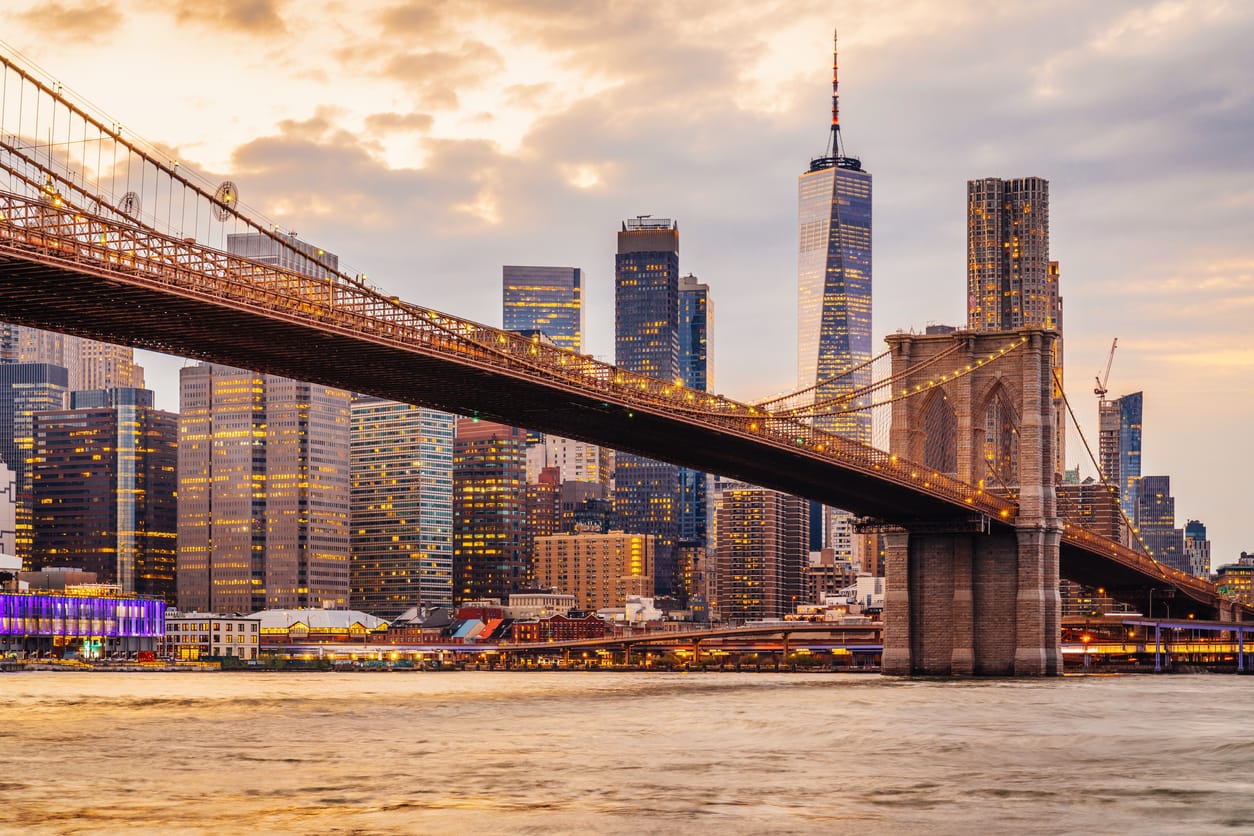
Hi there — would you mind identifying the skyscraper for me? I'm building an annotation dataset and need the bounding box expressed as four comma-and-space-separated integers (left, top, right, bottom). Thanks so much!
0, 363, 68, 563
1, 324, 145, 391
678, 274, 712, 551
502, 265, 584, 352
453, 418, 528, 602
1183, 520, 1210, 578
966, 177, 1057, 332
966, 175, 1066, 476
615, 217, 681, 597
177, 364, 351, 613
715, 488, 808, 622
798, 32, 872, 558
1136, 475, 1186, 573
350, 396, 454, 617
31, 388, 177, 602
1099, 391, 1142, 523
797, 31, 872, 442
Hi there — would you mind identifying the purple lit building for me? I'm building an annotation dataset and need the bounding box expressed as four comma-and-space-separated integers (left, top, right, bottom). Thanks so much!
0, 590, 164, 658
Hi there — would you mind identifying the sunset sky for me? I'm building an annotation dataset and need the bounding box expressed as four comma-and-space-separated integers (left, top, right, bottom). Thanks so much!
3, 1, 1251, 563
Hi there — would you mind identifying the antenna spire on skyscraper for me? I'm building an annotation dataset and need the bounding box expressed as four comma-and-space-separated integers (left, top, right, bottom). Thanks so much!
828, 28, 845, 159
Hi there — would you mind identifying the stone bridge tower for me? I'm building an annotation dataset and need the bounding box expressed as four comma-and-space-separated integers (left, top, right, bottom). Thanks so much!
882, 327, 1062, 676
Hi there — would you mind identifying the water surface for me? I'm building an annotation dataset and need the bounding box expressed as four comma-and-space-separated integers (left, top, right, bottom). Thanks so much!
1, 672, 1250, 834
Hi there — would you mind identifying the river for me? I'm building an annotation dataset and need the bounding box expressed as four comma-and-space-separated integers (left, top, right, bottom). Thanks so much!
1, 671, 1250, 834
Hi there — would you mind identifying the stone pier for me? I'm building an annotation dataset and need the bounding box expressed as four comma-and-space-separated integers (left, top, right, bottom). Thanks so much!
882, 328, 1062, 676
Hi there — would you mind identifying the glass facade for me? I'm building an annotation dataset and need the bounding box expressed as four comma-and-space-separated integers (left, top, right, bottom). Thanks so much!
502, 265, 584, 353
350, 396, 454, 617
615, 218, 681, 597
797, 164, 872, 443
0, 363, 69, 563
1136, 475, 1186, 572
453, 419, 529, 603
31, 388, 178, 603
678, 274, 711, 551
1100, 391, 1142, 522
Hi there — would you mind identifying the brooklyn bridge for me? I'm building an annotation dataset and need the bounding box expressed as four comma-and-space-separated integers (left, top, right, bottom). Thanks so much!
0, 47, 1245, 676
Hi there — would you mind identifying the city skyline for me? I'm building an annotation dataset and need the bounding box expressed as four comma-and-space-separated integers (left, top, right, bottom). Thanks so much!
0, 3, 1249, 564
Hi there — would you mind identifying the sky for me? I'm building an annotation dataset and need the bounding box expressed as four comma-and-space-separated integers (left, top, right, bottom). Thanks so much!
2, 0, 1251, 565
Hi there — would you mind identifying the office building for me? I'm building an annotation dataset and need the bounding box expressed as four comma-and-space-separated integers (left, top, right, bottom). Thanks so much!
615, 216, 682, 597
0, 363, 69, 562
226, 231, 339, 277
525, 436, 612, 488
178, 364, 351, 613
715, 488, 808, 622
1183, 519, 1210, 579
502, 265, 584, 353
1136, 475, 1186, 572
533, 530, 654, 611
1216, 553, 1254, 607
677, 274, 713, 552
797, 32, 872, 442
31, 388, 178, 603
797, 34, 872, 560
1058, 477, 1129, 547
0, 461, 15, 556
1, 323, 144, 391
453, 418, 528, 603
1099, 391, 1143, 523
161, 611, 261, 661
350, 396, 454, 618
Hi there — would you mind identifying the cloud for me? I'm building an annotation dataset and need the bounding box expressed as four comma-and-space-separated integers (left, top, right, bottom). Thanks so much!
10, 1, 123, 44
363, 112, 435, 135
164, 0, 287, 35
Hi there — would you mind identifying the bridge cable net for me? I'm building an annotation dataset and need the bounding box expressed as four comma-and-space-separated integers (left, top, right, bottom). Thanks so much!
1052, 370, 1216, 597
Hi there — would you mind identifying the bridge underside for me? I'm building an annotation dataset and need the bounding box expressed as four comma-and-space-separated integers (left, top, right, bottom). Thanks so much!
0, 253, 976, 525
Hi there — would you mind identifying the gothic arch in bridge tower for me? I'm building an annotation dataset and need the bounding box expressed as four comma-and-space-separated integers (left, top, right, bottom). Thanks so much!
975, 379, 1020, 493
919, 388, 958, 477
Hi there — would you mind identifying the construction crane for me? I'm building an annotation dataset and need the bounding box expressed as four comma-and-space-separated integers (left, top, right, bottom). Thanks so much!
1094, 338, 1118, 400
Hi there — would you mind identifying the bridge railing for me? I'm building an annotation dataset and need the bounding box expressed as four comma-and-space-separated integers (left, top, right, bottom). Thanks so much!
0, 192, 1016, 522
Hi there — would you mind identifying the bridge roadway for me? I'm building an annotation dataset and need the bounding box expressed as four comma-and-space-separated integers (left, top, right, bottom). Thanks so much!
0, 193, 1241, 618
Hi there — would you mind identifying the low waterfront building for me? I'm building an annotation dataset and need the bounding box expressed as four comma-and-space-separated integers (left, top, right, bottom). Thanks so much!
1215, 553, 1254, 607
254, 608, 389, 645
511, 612, 608, 642
161, 611, 261, 660
0, 586, 164, 658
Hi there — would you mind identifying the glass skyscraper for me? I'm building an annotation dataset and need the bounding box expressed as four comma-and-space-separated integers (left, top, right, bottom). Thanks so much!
1099, 391, 1142, 522
1136, 475, 1185, 572
502, 265, 584, 353
797, 33, 870, 556
615, 217, 681, 597
31, 388, 177, 602
678, 274, 712, 550
796, 32, 871, 442
350, 396, 454, 617
0, 363, 69, 563
453, 418, 529, 603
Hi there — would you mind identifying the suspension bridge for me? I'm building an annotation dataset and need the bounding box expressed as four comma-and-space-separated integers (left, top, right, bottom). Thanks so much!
0, 45, 1245, 675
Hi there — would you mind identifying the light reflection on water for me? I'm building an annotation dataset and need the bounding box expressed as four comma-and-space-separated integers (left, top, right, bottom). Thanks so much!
1, 672, 1251, 834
